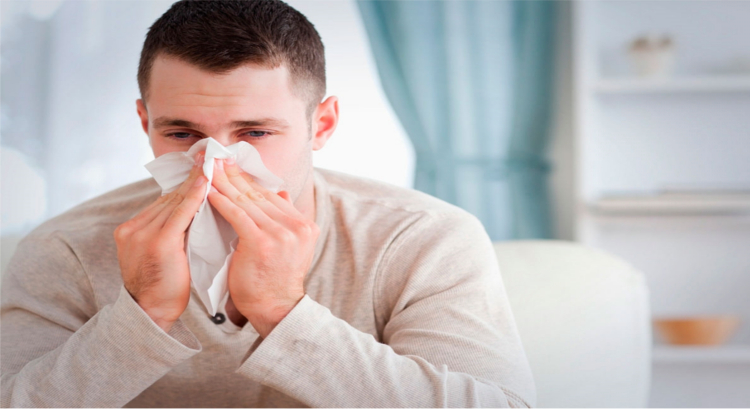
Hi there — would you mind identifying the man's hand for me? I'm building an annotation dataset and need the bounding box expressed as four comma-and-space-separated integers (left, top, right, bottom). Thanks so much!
114, 153, 207, 333
207, 157, 319, 338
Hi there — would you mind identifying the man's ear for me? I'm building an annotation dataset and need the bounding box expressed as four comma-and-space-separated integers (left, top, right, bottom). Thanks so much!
136, 99, 149, 136
311, 96, 339, 151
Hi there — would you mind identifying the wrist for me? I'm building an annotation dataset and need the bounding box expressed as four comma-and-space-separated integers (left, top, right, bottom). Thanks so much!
141, 306, 177, 333
125, 286, 183, 333
152, 317, 176, 333
243, 295, 304, 338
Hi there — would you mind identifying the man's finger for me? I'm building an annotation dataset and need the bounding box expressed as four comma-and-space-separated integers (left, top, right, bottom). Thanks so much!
175, 162, 204, 198
211, 159, 284, 231
241, 173, 302, 217
162, 175, 207, 236
135, 162, 203, 229
127, 160, 204, 232
150, 190, 188, 231
224, 158, 304, 219
127, 193, 173, 230
278, 190, 292, 203
207, 187, 261, 238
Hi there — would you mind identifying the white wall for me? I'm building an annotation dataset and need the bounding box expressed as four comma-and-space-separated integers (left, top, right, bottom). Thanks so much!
286, 0, 415, 190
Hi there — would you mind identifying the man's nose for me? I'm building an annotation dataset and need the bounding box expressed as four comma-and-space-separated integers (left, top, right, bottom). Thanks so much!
207, 135, 233, 147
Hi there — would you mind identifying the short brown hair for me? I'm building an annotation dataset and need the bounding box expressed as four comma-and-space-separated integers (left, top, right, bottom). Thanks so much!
137, 0, 326, 115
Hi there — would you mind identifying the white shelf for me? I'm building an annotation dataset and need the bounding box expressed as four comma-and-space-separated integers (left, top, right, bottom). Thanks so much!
594, 76, 750, 94
653, 344, 750, 364
588, 192, 750, 216
574, 1, 750, 405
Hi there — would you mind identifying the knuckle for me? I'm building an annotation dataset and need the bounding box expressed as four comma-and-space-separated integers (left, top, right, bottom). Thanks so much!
170, 206, 187, 221
155, 194, 170, 205
114, 223, 130, 240
289, 219, 308, 234
291, 218, 317, 238
241, 174, 254, 185
277, 229, 296, 244
170, 203, 195, 222
251, 191, 266, 201
230, 207, 247, 222
244, 189, 264, 202
236, 193, 251, 204
169, 192, 185, 205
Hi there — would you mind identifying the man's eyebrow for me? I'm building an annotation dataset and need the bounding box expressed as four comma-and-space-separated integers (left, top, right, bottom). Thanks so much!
230, 119, 290, 129
152, 117, 291, 130
153, 117, 198, 129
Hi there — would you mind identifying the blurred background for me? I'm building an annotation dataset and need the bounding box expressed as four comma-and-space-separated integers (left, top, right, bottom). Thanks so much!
2, 0, 749, 407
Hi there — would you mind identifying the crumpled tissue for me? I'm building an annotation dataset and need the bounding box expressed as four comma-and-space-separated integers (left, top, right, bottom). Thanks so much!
144, 137, 283, 316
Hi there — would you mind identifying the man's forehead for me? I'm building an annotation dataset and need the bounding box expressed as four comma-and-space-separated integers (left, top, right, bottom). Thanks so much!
145, 55, 308, 125
149, 55, 297, 102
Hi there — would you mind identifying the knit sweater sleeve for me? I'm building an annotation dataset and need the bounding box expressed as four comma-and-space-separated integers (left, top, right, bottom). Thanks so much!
235, 211, 537, 407
0, 231, 201, 407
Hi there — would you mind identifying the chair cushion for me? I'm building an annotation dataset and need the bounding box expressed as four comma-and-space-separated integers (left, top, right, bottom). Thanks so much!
494, 240, 651, 407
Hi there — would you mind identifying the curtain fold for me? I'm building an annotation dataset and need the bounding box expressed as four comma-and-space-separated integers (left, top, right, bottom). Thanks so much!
357, 0, 557, 240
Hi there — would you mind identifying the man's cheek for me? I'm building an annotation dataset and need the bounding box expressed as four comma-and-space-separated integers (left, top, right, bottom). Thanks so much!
256, 144, 293, 177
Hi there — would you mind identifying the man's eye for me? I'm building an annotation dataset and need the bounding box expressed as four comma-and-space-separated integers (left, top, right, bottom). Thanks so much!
167, 132, 195, 140
245, 130, 269, 138
165, 131, 268, 140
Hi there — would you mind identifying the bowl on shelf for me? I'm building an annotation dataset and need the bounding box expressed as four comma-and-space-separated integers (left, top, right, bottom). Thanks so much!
654, 316, 741, 346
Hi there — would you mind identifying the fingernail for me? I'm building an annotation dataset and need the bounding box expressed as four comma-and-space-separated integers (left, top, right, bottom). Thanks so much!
215, 158, 223, 170
194, 176, 205, 187
195, 152, 205, 167
225, 157, 235, 166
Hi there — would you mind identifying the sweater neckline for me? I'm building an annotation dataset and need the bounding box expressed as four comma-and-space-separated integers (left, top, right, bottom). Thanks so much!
309, 168, 331, 277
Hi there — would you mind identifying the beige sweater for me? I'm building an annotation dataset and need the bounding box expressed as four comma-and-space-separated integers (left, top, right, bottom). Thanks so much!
1, 168, 536, 408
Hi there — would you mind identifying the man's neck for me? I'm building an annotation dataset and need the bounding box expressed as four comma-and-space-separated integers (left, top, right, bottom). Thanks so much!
295, 169, 316, 224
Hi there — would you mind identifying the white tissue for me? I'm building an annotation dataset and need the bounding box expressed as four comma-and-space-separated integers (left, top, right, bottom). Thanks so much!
144, 137, 284, 316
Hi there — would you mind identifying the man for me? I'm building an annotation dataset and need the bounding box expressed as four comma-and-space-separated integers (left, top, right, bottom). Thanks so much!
0, 0, 535, 407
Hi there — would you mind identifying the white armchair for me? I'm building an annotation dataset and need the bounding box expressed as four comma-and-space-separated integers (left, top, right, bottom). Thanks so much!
493, 240, 651, 408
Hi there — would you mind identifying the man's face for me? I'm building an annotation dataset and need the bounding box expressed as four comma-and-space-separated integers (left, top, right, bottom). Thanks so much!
137, 55, 331, 203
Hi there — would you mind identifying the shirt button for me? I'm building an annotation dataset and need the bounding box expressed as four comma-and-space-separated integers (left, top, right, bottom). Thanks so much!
210, 313, 226, 324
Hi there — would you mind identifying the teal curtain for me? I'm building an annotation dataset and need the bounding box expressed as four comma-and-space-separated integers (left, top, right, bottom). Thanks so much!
357, 0, 556, 240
